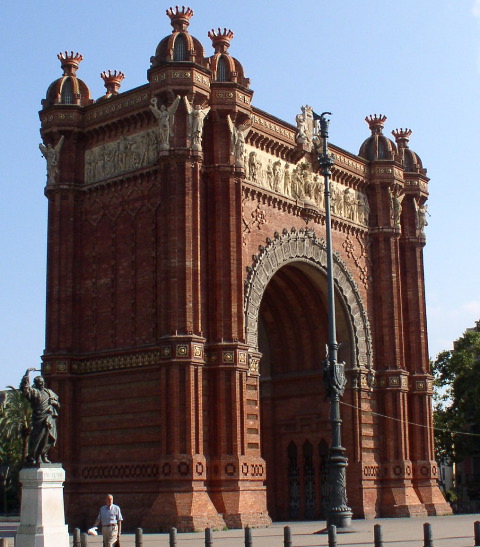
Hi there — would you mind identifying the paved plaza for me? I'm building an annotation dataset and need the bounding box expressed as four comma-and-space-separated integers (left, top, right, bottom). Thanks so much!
2, 514, 480, 546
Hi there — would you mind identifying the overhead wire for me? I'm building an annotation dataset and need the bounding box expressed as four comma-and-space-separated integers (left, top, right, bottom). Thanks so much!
340, 400, 480, 438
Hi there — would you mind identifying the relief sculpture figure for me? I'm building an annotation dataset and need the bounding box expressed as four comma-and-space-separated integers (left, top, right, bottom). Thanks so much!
272, 160, 283, 193
357, 194, 370, 225
343, 188, 356, 221
20, 368, 60, 465
39, 135, 65, 185
283, 164, 292, 196
248, 151, 259, 183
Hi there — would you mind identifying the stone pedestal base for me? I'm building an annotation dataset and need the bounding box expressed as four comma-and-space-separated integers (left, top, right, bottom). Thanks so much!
15, 465, 69, 547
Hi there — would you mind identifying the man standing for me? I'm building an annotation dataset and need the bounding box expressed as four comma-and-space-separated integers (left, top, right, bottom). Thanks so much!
93, 494, 123, 547
20, 367, 60, 465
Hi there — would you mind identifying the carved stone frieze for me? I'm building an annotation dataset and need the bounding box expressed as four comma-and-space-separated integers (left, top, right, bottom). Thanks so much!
85, 128, 160, 183
244, 144, 369, 227
244, 228, 373, 369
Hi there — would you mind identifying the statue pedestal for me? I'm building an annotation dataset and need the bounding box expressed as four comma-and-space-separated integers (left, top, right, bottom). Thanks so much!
15, 464, 69, 547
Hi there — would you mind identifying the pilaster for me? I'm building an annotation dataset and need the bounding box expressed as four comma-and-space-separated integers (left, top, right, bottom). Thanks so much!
205, 343, 271, 528
142, 335, 226, 531
375, 370, 426, 516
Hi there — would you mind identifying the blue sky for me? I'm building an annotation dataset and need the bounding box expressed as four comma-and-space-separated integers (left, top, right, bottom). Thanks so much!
1, 1, 479, 389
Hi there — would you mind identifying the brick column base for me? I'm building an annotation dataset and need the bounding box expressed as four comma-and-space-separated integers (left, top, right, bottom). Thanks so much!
141, 489, 226, 532
209, 481, 272, 528
414, 481, 453, 515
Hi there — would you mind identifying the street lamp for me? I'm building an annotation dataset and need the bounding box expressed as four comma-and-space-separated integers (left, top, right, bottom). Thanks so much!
314, 112, 352, 529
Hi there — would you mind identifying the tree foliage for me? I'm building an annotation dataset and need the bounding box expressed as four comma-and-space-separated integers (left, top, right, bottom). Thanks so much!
433, 320, 480, 463
0, 386, 32, 513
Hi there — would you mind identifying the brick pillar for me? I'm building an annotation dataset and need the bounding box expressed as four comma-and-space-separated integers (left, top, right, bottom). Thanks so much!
206, 345, 271, 528
367, 166, 425, 516
400, 188, 451, 515
345, 367, 379, 519
42, 127, 84, 473
202, 109, 270, 526
141, 336, 226, 532
140, 147, 228, 531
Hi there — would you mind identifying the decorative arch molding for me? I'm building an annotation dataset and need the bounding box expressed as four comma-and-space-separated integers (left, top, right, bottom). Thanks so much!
244, 227, 373, 369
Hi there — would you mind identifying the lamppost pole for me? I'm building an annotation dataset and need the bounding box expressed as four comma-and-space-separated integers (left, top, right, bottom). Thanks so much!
315, 112, 352, 529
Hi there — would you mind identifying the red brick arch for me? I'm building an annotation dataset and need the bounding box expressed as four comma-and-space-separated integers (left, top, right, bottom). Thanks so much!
244, 227, 373, 369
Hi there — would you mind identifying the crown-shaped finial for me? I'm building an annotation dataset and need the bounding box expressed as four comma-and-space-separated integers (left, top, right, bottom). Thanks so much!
57, 51, 84, 76
166, 6, 194, 32
365, 114, 387, 135
100, 70, 125, 96
208, 28, 235, 53
392, 128, 412, 148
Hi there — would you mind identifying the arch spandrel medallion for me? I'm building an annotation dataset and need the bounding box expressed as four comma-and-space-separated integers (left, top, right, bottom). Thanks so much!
244, 228, 372, 369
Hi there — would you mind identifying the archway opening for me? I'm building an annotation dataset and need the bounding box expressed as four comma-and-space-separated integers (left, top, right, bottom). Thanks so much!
258, 261, 352, 521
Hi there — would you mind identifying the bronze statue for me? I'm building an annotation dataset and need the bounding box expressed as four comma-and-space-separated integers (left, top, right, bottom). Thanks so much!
20, 368, 60, 465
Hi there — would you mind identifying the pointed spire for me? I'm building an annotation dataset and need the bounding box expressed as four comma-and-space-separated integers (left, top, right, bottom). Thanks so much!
57, 51, 83, 77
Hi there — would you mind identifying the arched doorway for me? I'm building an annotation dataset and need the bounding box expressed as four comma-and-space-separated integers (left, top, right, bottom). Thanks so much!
258, 261, 352, 520
244, 229, 373, 521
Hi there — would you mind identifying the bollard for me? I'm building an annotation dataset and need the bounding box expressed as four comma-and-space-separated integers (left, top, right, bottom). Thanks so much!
170, 527, 177, 547
374, 524, 383, 547
475, 521, 480, 547
73, 528, 81, 547
284, 525, 292, 547
81, 532, 88, 547
423, 522, 433, 547
244, 526, 252, 547
135, 527, 143, 547
205, 527, 213, 547
328, 524, 337, 547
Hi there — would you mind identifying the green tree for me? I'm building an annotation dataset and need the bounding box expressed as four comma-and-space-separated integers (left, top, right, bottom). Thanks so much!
433, 320, 480, 464
0, 387, 32, 513
0, 387, 32, 464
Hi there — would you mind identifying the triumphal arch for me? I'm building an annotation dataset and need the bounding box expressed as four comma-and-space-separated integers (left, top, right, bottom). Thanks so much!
38, 6, 450, 531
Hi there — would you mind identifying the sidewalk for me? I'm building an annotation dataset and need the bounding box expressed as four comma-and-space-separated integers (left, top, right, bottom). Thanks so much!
1, 514, 480, 546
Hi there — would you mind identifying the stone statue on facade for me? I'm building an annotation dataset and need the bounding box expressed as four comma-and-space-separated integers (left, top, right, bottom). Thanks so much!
389, 187, 404, 227
39, 135, 65, 185
227, 115, 251, 168
415, 199, 428, 233
184, 97, 210, 151
150, 95, 181, 150
20, 368, 60, 465
295, 105, 315, 148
